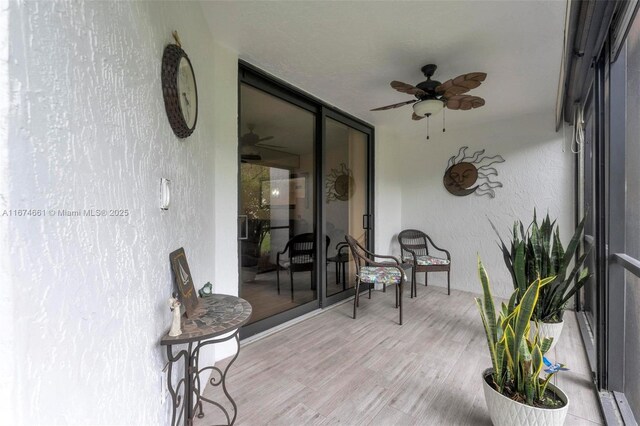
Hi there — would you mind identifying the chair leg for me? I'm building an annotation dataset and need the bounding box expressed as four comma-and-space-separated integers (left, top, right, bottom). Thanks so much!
395, 283, 398, 308
447, 270, 451, 295
412, 268, 417, 298
290, 270, 294, 301
383, 282, 386, 293
353, 279, 360, 319
368, 282, 372, 299
353, 280, 360, 319
342, 263, 346, 291
277, 267, 281, 294
399, 281, 403, 325
425, 271, 428, 287
409, 269, 416, 299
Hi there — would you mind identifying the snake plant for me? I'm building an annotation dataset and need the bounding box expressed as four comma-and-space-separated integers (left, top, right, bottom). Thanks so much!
491, 211, 592, 323
476, 257, 563, 407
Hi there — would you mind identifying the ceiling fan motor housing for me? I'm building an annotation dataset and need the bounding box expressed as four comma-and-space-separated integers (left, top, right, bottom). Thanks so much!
417, 64, 441, 98
416, 80, 442, 98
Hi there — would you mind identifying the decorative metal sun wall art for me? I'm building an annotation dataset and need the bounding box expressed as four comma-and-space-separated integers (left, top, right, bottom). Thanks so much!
443, 147, 505, 198
326, 163, 355, 202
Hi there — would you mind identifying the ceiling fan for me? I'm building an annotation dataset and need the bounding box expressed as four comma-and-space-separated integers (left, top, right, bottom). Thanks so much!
239, 124, 301, 168
371, 64, 486, 127
240, 124, 280, 147
240, 124, 284, 161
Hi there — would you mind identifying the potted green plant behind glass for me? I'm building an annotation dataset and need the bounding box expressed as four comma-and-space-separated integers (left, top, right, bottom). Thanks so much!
492, 211, 592, 350
476, 258, 569, 425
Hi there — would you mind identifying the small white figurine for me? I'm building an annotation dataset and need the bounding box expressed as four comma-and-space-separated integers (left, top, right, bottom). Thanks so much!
168, 295, 182, 337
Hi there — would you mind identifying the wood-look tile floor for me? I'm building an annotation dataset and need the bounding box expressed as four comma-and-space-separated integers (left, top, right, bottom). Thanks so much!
196, 286, 603, 425
240, 269, 355, 324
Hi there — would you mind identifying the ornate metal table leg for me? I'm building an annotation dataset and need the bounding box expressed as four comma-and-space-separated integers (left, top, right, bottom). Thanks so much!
166, 345, 189, 426
191, 343, 205, 420
191, 331, 242, 425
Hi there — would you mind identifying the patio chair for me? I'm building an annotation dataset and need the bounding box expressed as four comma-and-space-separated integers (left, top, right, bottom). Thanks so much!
276, 233, 329, 300
344, 234, 410, 325
398, 229, 451, 297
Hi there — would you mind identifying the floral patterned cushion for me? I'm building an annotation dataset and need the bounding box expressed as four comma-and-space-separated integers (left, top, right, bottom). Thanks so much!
402, 255, 450, 266
358, 266, 406, 284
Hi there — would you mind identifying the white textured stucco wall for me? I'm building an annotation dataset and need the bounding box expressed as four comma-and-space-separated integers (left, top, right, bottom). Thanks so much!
0, 1, 13, 423
3, 1, 238, 424
374, 125, 402, 256
385, 111, 574, 299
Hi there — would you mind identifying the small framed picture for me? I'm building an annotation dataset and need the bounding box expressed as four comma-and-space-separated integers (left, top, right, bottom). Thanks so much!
169, 247, 199, 317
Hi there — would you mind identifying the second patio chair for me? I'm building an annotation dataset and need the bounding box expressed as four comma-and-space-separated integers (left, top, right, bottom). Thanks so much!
398, 229, 451, 297
345, 234, 410, 325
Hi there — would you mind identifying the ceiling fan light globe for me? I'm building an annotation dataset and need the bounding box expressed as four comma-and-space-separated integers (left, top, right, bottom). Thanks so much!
413, 99, 444, 117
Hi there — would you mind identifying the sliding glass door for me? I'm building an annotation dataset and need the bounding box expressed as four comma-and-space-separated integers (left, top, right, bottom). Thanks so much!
238, 83, 317, 329
238, 64, 374, 337
324, 115, 371, 302
574, 7, 640, 420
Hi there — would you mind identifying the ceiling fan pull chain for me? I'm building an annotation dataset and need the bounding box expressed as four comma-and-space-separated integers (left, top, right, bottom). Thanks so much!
426, 115, 430, 140
443, 109, 446, 133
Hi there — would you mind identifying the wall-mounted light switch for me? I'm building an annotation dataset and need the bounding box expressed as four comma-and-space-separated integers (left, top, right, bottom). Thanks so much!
160, 178, 171, 210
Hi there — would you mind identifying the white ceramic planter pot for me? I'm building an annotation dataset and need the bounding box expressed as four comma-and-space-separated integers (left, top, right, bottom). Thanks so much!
482, 368, 569, 426
531, 320, 565, 351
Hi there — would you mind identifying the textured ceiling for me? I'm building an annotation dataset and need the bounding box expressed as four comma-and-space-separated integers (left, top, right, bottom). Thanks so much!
201, 1, 565, 137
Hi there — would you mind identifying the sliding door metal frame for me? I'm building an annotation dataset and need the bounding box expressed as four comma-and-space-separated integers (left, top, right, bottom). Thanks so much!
606, 41, 626, 393
238, 62, 375, 337
576, 87, 596, 373
593, 50, 608, 390
316, 106, 327, 307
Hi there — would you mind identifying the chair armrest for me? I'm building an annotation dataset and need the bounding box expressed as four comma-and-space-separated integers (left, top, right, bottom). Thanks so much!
425, 235, 451, 260
276, 241, 290, 257
346, 236, 401, 267
276, 242, 291, 268
354, 239, 399, 263
373, 253, 401, 263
